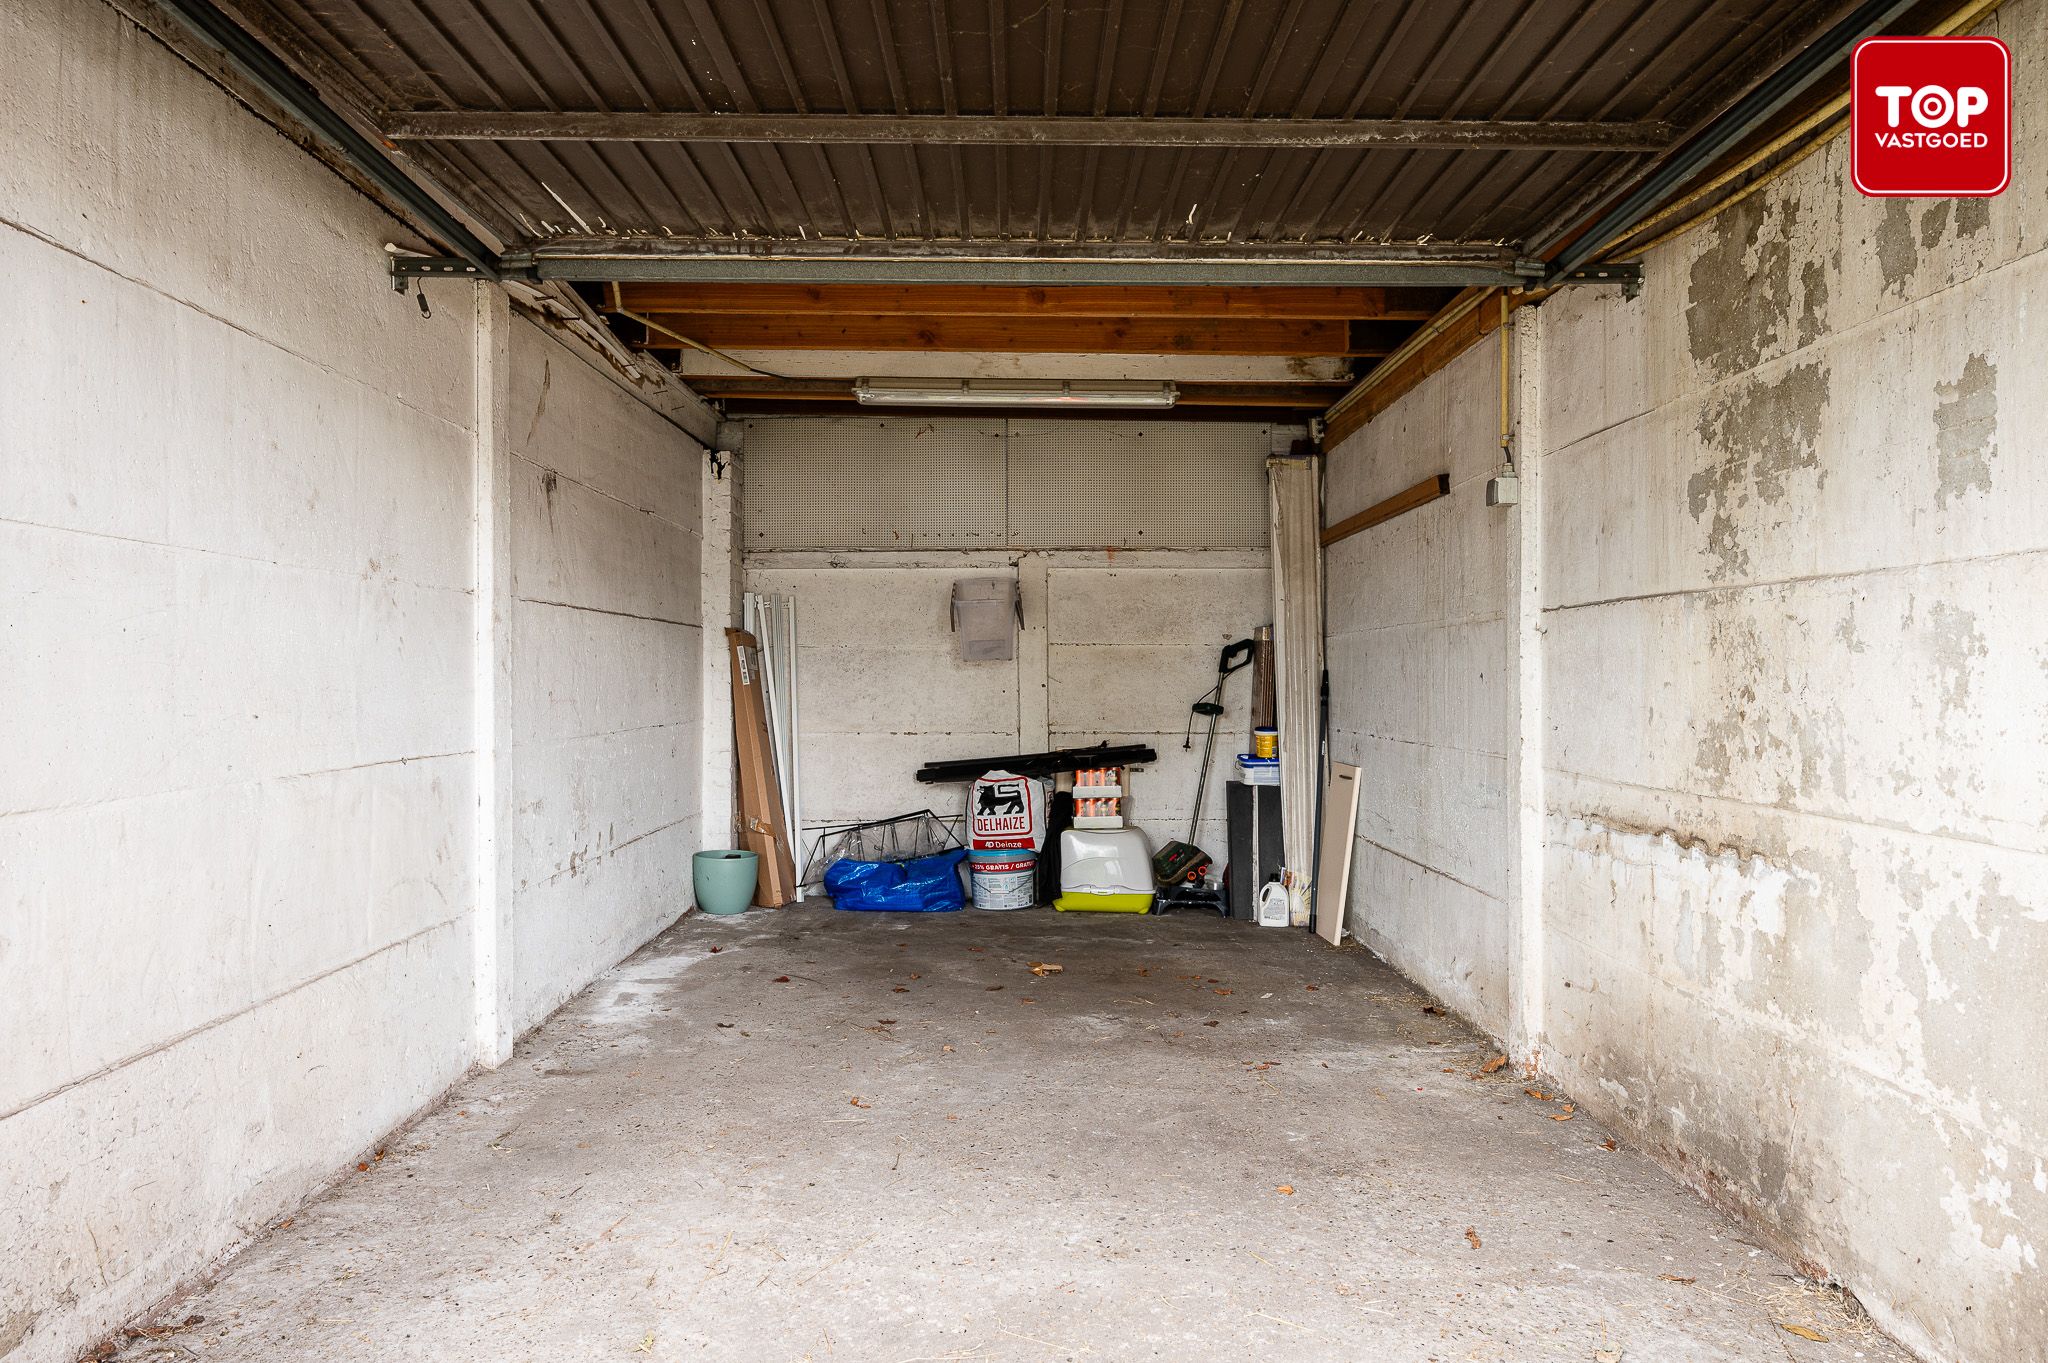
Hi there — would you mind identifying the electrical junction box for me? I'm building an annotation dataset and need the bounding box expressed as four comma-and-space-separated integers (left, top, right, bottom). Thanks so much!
1486, 468, 1521, 507
951, 576, 1019, 662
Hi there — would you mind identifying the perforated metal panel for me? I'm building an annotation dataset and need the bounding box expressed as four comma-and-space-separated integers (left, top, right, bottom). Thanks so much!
742, 417, 1007, 549
743, 416, 1281, 551
1006, 420, 1274, 549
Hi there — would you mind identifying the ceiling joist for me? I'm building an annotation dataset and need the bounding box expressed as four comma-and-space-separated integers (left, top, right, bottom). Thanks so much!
382, 112, 1678, 153
608, 284, 1454, 321
686, 377, 1350, 409
624, 315, 1414, 357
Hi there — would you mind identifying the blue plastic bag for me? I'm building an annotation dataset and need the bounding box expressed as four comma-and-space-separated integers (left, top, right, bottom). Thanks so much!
824, 848, 967, 912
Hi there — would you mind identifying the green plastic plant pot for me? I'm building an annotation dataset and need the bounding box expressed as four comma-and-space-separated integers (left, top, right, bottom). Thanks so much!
694, 850, 760, 916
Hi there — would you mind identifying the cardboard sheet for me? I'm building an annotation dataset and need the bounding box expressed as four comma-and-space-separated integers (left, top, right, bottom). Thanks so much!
727, 628, 798, 906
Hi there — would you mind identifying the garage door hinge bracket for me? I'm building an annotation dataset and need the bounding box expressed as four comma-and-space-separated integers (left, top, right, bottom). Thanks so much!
389, 255, 496, 292
1548, 262, 1643, 298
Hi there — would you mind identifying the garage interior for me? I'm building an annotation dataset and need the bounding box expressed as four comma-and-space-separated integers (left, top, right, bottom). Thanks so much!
4, 0, 2042, 1360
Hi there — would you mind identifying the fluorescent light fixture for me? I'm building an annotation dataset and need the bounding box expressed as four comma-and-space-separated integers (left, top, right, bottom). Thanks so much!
852, 378, 1177, 409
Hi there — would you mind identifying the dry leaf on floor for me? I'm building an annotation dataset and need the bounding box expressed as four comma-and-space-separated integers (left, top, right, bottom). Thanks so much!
892, 986, 910, 993
1481, 1055, 1508, 1074
1422, 1005, 1444, 1015
1214, 988, 1234, 996
1305, 984, 1319, 991
1593, 1350, 1622, 1363
709, 946, 723, 953
1029, 962, 1063, 976
942, 1044, 955, 1053
986, 985, 1004, 992
1551, 1112, 1576, 1122
1778, 1324, 1830, 1342
1465, 1227, 1482, 1249
877, 1019, 896, 1025
1276, 1185, 1295, 1195
1203, 1020, 1221, 1027
1526, 1088, 1548, 1100
1658, 1274, 1696, 1284
849, 1097, 869, 1109
773, 976, 791, 983
1601, 1138, 1619, 1151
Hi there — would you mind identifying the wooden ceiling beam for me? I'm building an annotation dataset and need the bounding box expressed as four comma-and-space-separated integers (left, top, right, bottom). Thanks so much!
680, 377, 1353, 408
612, 283, 1452, 320
626, 314, 1405, 356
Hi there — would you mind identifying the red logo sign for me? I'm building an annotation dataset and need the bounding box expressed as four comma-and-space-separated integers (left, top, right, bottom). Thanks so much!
1851, 36, 2010, 197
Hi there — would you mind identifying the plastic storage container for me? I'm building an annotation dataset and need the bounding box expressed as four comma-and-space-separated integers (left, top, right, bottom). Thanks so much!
1236, 754, 1280, 786
1054, 827, 1154, 912
694, 850, 760, 915
970, 851, 1037, 910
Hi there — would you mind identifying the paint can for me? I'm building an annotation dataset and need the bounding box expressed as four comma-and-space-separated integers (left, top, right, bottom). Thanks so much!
969, 851, 1037, 910
1252, 726, 1278, 759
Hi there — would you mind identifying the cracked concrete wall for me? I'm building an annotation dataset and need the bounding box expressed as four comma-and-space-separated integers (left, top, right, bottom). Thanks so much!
1323, 338, 1518, 1035
1538, 0, 2047, 1341
745, 549, 1271, 863
500, 322, 707, 1040
0, 2, 713, 1357
1322, 6, 2045, 1355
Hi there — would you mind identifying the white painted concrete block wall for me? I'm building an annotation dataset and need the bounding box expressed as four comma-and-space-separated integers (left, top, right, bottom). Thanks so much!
745, 551, 1269, 864
502, 325, 706, 1037
0, 3, 713, 1358
1324, 3, 2046, 1355
1323, 341, 1517, 1035
0, 3, 479, 1354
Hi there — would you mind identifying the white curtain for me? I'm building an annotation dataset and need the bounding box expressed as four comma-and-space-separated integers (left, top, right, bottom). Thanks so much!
1267, 454, 1325, 928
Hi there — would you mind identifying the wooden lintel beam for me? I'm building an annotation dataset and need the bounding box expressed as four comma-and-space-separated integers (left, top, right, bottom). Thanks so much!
1322, 288, 1533, 447
613, 283, 1451, 321
1321, 474, 1451, 546
385, 111, 1677, 152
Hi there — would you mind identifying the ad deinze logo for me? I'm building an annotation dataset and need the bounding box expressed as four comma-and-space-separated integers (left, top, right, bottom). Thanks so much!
1852, 36, 2011, 197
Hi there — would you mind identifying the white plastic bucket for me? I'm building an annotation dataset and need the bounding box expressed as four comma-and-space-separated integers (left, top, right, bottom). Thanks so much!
970, 852, 1036, 910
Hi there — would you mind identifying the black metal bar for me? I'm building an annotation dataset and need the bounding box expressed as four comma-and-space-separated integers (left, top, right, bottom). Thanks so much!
382, 111, 1678, 152
915, 742, 1160, 784
155, 0, 501, 278
1537, 0, 1918, 283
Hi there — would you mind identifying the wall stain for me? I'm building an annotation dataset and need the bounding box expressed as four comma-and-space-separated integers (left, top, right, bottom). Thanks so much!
1686, 196, 1799, 378
1797, 259, 1829, 348
1932, 353, 1998, 509
1876, 200, 1918, 295
1688, 362, 1831, 581
1923, 600, 1988, 723
1953, 197, 1991, 238
1919, 201, 1953, 250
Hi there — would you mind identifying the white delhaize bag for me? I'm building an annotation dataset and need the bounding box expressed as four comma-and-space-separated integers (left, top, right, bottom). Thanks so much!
968, 770, 1046, 852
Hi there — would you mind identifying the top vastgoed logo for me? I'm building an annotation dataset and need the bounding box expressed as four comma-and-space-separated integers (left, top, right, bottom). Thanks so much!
1851, 36, 2011, 197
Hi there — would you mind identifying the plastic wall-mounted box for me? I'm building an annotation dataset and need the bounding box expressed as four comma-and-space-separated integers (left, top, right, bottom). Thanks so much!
952, 576, 1019, 662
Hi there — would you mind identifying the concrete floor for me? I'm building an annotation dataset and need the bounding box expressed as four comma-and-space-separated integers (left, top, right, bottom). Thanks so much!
124, 906, 1911, 1363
